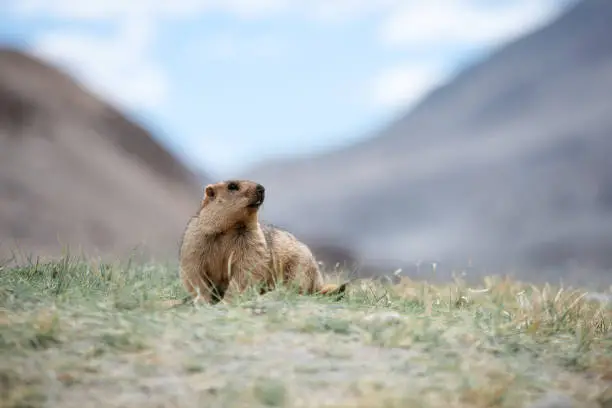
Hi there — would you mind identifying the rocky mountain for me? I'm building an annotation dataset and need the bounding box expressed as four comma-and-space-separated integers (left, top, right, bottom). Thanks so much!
244, 0, 612, 284
0, 47, 205, 262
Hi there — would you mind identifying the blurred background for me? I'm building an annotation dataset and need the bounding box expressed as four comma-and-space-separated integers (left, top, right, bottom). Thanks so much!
2, 0, 611, 288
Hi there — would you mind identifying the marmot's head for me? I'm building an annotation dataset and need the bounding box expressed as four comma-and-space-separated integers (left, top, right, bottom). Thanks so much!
198, 179, 265, 231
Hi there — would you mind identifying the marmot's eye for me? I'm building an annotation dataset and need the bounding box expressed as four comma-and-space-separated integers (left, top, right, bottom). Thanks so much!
227, 182, 239, 191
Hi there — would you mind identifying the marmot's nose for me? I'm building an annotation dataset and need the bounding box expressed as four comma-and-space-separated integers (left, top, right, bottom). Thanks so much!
256, 184, 265, 195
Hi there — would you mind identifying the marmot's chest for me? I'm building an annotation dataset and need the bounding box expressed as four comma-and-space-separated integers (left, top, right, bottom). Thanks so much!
212, 229, 269, 264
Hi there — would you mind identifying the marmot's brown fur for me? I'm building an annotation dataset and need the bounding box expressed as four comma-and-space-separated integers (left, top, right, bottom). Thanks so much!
179, 179, 347, 304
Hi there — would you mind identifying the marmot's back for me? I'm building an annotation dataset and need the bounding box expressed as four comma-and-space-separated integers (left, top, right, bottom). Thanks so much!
260, 223, 324, 293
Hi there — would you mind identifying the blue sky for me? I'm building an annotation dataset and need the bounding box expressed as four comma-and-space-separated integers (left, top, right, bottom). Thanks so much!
1, 0, 574, 177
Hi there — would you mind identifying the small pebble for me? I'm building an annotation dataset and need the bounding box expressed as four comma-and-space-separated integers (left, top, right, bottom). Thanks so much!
525, 392, 576, 408
362, 311, 402, 325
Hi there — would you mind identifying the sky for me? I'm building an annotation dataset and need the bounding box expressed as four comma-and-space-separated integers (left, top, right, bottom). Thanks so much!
1, 0, 575, 178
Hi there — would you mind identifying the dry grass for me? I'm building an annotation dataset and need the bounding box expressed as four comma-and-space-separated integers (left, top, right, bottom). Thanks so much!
1, 254, 612, 408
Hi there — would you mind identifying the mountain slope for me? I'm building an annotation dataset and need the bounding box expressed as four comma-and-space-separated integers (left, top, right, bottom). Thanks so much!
0, 47, 205, 261
244, 0, 612, 280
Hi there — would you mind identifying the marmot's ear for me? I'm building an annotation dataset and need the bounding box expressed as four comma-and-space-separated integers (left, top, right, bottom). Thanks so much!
205, 185, 216, 199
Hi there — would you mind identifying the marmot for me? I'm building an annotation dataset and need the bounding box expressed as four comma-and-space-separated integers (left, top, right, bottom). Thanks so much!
179, 179, 347, 304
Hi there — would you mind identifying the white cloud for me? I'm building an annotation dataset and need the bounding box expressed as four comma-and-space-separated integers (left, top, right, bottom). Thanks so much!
305, 0, 401, 24
200, 33, 286, 62
10, 0, 290, 21
10, 0, 403, 22
8, 0, 571, 114
370, 63, 452, 110
368, 0, 569, 110
32, 18, 167, 112
380, 1, 565, 49
7, 0, 297, 112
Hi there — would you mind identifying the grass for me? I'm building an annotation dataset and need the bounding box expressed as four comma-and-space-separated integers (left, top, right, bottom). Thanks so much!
1, 255, 612, 408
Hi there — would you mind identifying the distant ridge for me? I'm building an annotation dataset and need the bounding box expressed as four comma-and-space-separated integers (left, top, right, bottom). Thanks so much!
244, 0, 612, 283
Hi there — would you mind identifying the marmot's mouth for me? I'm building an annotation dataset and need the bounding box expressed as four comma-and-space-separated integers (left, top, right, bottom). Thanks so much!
248, 191, 265, 208
248, 199, 263, 208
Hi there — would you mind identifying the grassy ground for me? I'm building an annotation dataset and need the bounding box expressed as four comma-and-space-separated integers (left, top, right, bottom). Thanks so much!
1, 256, 612, 408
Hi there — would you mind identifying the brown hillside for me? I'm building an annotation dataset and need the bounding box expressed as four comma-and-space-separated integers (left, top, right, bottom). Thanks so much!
0, 47, 205, 262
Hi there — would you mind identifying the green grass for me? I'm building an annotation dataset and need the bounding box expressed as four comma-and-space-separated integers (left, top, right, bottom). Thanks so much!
1, 255, 612, 408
